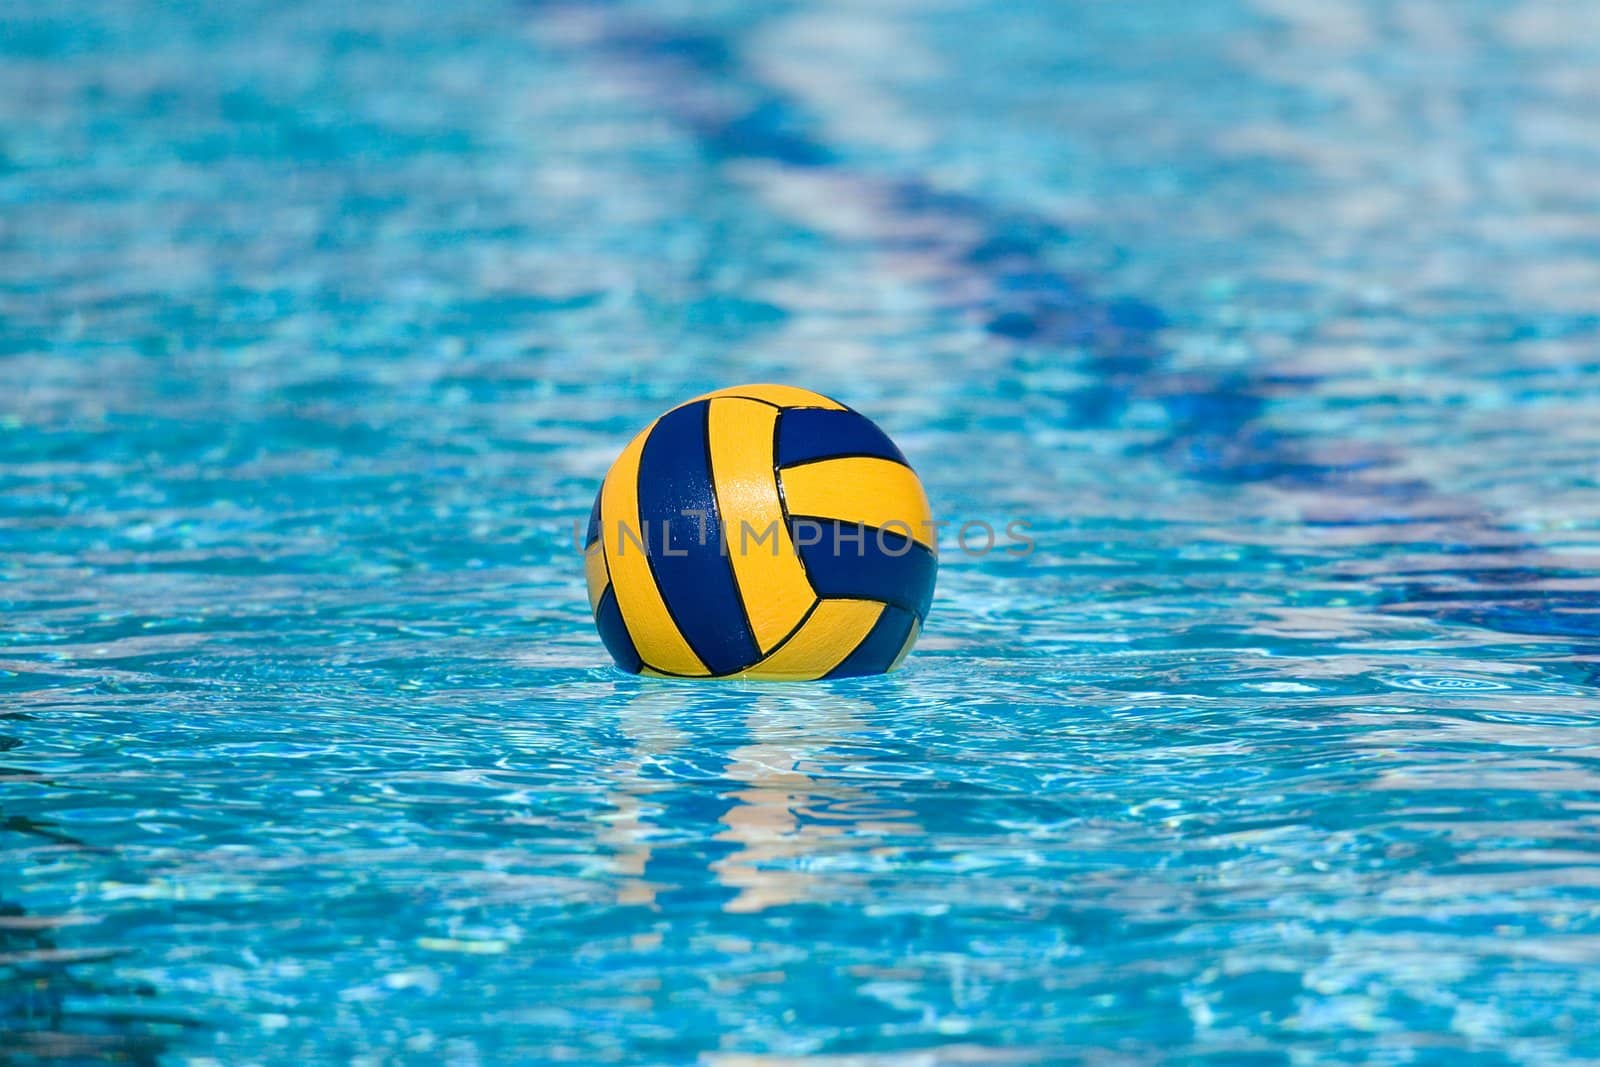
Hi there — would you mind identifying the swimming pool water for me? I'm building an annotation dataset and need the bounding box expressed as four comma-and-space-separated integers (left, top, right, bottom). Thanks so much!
5, 0, 1600, 1062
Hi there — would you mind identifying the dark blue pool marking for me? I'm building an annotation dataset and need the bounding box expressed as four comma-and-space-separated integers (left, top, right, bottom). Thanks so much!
1147, 373, 1600, 651
586, 21, 836, 169
530, 0, 1166, 370
536, 2, 1600, 663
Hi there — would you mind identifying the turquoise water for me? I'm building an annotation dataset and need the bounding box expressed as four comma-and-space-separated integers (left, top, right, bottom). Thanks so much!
6, 0, 1600, 1061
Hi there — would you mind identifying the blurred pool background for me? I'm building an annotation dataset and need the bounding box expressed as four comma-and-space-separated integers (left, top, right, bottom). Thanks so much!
5, 0, 1600, 1062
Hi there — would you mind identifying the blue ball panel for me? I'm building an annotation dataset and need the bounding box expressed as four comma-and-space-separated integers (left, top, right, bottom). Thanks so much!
826, 604, 917, 679
776, 408, 909, 469
594, 584, 644, 674
585, 491, 601, 547
790, 519, 937, 620
636, 400, 760, 676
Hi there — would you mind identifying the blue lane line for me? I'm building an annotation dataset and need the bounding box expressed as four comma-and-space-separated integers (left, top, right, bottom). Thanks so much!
536, 3, 1599, 655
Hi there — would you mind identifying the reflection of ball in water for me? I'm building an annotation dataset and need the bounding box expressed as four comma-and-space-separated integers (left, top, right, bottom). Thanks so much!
584, 384, 937, 680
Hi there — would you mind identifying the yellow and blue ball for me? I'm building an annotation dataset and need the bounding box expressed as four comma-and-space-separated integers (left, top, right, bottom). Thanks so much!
584, 384, 936, 680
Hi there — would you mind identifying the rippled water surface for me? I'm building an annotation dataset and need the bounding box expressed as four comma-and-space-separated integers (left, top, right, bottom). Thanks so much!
6, 0, 1600, 1062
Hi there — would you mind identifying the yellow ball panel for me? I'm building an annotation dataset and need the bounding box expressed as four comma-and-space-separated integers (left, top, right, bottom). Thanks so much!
690, 383, 845, 411
735, 599, 885, 680
706, 397, 817, 653
778, 456, 936, 552
598, 420, 710, 677
583, 541, 608, 613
